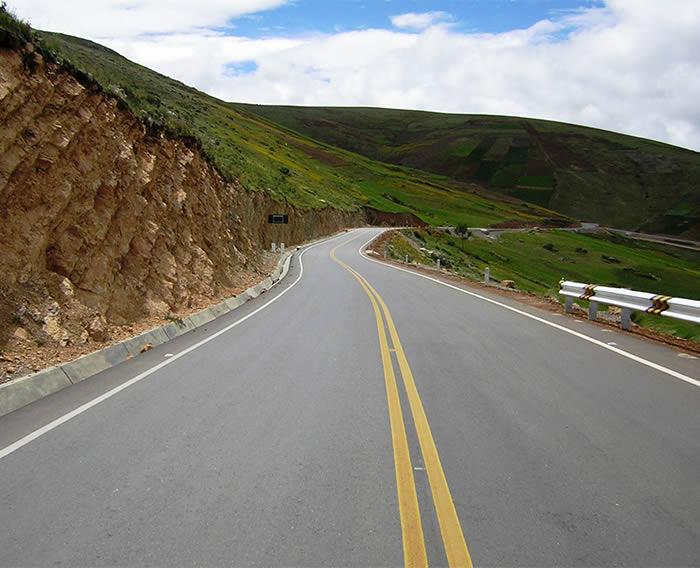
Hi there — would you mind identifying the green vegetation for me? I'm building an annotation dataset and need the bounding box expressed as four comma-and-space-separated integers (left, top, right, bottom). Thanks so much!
9, 15, 697, 237
390, 229, 700, 341
2, 10, 696, 343
518, 175, 554, 188
19, 29, 560, 228
0, 2, 32, 48
385, 233, 433, 265
238, 105, 700, 238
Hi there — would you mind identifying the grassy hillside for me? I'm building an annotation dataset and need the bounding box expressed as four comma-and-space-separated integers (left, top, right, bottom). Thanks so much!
387, 229, 700, 340
26, 29, 565, 229
237, 105, 700, 237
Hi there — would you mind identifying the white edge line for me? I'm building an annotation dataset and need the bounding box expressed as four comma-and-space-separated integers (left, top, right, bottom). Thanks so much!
0, 231, 354, 461
357, 232, 699, 388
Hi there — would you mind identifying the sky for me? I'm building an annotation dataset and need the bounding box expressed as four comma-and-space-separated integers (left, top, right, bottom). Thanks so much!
10, 0, 700, 151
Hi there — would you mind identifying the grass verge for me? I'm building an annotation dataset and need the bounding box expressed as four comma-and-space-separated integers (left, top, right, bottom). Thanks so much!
385, 229, 700, 342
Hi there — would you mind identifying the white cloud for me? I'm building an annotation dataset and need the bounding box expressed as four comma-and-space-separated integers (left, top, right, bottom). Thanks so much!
9, 0, 700, 150
11, 0, 289, 38
391, 11, 451, 31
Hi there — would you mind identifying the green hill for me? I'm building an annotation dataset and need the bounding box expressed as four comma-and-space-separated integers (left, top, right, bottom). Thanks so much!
31, 30, 561, 229
3, 8, 697, 237
235, 105, 700, 238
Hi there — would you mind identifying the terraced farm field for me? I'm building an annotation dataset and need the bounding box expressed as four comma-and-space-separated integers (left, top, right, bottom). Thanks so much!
238, 105, 700, 238
35, 29, 700, 238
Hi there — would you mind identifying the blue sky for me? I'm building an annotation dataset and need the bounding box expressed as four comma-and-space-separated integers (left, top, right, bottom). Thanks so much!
232, 0, 601, 37
13, 0, 700, 150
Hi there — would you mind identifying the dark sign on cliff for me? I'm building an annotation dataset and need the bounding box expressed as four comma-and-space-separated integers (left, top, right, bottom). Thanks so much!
268, 214, 289, 224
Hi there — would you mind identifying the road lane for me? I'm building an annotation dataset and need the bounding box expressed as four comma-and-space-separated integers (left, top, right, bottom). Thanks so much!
330, 238, 430, 567
0, 232, 403, 567
1, 227, 699, 567
332, 246, 472, 567
340, 229, 700, 567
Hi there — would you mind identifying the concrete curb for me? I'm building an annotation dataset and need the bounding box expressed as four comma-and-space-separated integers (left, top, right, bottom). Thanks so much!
0, 251, 294, 418
0, 367, 72, 417
62, 343, 131, 384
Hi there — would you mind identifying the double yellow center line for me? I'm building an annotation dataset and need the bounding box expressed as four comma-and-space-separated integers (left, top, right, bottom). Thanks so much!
330, 239, 473, 568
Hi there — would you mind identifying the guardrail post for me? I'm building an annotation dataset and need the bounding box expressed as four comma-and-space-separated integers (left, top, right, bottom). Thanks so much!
271, 242, 276, 253
588, 301, 598, 321
565, 297, 573, 313
484, 267, 490, 284
620, 307, 632, 330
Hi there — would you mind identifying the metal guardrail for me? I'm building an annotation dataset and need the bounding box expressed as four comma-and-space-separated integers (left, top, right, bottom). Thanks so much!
559, 281, 700, 330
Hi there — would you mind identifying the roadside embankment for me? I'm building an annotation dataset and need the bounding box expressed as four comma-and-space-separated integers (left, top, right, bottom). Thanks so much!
369, 229, 700, 352
0, 248, 298, 417
0, 45, 365, 382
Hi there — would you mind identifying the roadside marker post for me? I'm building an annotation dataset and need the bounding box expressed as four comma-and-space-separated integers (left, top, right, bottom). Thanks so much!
267, 214, 287, 255
484, 267, 490, 284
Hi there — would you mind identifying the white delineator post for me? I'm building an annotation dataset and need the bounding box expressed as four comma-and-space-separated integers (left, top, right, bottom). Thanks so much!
280, 243, 285, 253
271, 242, 276, 253
437, 258, 441, 270
484, 267, 490, 284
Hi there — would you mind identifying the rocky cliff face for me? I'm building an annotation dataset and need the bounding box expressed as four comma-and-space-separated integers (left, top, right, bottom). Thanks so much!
0, 47, 363, 378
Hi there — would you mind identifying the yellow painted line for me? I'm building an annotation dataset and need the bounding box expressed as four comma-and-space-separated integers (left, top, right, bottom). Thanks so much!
365, 278, 473, 568
330, 241, 428, 568
333, 235, 474, 567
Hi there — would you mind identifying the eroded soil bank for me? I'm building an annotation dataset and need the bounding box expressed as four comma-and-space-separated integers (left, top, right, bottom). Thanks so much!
0, 46, 371, 380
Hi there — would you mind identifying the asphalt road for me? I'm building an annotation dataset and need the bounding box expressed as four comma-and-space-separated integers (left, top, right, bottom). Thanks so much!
1, 228, 699, 567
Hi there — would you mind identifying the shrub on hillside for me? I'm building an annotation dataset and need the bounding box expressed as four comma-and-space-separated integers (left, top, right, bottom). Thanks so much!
455, 222, 469, 237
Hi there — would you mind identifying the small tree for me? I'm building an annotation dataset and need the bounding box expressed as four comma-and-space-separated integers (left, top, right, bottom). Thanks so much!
455, 223, 469, 238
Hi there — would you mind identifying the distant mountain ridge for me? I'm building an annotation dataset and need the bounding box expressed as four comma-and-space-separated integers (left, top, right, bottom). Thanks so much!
15, 20, 700, 238
235, 105, 700, 238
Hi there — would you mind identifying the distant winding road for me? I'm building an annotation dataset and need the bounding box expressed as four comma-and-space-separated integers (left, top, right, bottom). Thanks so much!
1, 228, 699, 567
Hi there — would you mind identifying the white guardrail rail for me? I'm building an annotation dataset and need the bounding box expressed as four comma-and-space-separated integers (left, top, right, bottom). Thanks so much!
559, 281, 700, 330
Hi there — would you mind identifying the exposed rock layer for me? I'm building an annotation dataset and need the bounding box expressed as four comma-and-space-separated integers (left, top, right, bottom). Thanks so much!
0, 47, 367, 374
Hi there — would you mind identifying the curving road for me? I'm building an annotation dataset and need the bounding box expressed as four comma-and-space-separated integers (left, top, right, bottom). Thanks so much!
1, 228, 699, 567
